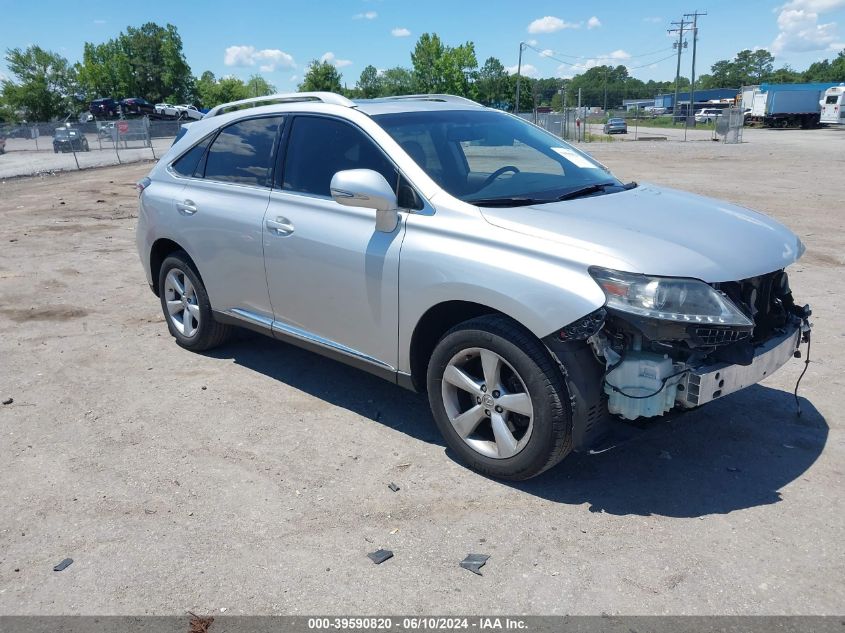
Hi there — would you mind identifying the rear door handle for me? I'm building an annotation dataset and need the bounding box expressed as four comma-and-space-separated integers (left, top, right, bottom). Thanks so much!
176, 199, 197, 215
266, 216, 295, 236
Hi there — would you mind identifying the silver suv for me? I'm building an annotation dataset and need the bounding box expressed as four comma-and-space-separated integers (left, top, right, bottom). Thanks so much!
136, 92, 811, 480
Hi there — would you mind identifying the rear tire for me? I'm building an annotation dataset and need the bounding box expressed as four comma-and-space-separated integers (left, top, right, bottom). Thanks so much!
158, 252, 232, 352
426, 315, 573, 480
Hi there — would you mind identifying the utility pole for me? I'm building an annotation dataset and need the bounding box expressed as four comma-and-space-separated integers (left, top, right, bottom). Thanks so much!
514, 41, 525, 114
603, 66, 608, 113
685, 10, 707, 132
668, 17, 689, 123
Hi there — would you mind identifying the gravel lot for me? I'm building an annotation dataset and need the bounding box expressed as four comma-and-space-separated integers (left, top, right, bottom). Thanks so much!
0, 127, 842, 616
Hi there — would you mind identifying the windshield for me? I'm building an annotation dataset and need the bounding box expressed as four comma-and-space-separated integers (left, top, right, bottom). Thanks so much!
372, 109, 621, 205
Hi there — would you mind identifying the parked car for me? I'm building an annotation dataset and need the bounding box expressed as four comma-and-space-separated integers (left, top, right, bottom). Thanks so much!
155, 103, 179, 117
90, 98, 119, 118
603, 117, 628, 134
694, 108, 723, 123
176, 104, 203, 120
136, 92, 811, 480
98, 121, 116, 139
121, 98, 155, 115
53, 127, 89, 153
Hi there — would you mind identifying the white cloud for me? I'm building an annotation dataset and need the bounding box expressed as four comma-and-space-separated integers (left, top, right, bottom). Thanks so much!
224, 45, 296, 72
539, 49, 555, 58
527, 16, 581, 34
587, 16, 601, 29
353, 11, 378, 19
526, 39, 539, 46
0, 71, 7, 82
93, 19, 107, 25
289, 75, 299, 83
391, 27, 412, 37
320, 51, 353, 68
505, 63, 539, 77
771, 0, 845, 53
643, 16, 663, 24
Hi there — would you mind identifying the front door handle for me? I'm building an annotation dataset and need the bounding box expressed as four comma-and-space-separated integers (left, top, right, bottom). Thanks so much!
266, 216, 295, 236
176, 199, 197, 215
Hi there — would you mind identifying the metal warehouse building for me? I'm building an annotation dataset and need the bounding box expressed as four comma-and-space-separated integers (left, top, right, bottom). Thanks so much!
655, 88, 739, 113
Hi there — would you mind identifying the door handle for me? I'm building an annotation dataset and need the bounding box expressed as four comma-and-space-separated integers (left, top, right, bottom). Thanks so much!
176, 199, 197, 215
266, 216, 295, 236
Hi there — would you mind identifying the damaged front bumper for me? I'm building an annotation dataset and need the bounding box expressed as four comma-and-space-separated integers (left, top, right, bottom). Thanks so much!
676, 323, 801, 408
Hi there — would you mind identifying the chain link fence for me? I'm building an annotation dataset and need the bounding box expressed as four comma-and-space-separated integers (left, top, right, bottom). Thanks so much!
0, 118, 181, 178
715, 107, 744, 144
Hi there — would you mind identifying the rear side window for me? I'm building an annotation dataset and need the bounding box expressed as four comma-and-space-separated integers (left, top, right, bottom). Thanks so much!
826, 95, 839, 104
204, 116, 284, 187
172, 135, 212, 177
282, 117, 397, 196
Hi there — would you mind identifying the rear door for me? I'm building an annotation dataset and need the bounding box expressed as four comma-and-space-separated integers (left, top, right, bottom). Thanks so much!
262, 115, 407, 371
173, 115, 285, 319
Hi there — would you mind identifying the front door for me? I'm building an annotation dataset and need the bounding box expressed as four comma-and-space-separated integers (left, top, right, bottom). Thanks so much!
263, 115, 405, 371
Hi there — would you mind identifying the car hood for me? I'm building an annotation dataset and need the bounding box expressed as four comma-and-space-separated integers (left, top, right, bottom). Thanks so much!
479, 183, 804, 282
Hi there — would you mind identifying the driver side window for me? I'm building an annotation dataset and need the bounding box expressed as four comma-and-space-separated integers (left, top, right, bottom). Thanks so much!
282, 116, 398, 197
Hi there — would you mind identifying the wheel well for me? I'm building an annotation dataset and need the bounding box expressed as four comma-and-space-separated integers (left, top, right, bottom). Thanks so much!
149, 238, 189, 296
409, 301, 502, 392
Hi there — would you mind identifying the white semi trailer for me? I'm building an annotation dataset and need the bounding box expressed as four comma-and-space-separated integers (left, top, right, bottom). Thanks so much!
820, 84, 845, 126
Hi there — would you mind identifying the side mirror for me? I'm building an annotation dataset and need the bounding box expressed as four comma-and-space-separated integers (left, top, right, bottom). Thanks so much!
330, 169, 399, 233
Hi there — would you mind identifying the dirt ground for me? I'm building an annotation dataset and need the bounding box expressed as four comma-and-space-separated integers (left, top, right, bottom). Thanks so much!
0, 127, 842, 616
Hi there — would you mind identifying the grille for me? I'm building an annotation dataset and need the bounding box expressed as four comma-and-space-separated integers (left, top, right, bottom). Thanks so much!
692, 327, 750, 346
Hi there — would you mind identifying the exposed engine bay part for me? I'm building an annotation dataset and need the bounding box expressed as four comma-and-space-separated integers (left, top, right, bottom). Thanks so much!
600, 336, 687, 420
571, 267, 813, 422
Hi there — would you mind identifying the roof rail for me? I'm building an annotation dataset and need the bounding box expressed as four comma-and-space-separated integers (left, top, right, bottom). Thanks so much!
204, 92, 354, 118
377, 94, 482, 106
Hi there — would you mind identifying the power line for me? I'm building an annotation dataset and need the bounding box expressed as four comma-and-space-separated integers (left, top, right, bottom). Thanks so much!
523, 43, 674, 67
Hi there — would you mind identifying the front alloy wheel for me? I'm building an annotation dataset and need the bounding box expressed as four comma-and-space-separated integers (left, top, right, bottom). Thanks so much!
442, 348, 534, 459
427, 315, 573, 480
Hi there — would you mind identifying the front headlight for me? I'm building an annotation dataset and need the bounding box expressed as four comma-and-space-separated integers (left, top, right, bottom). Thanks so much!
589, 267, 753, 327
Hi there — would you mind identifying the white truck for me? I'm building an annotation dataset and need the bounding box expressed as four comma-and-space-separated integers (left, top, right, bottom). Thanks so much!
820, 84, 845, 126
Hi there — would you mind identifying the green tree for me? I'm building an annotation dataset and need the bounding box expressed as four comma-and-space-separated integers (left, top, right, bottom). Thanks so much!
78, 22, 192, 103
356, 65, 382, 98
214, 76, 250, 103
475, 56, 507, 106
380, 67, 415, 95
803, 50, 845, 82
410, 33, 477, 95
768, 65, 802, 83
245, 74, 276, 97
1, 45, 78, 121
299, 60, 343, 92
194, 70, 218, 108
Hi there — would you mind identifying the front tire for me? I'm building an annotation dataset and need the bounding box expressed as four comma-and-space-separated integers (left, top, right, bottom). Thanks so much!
426, 315, 573, 480
158, 252, 232, 351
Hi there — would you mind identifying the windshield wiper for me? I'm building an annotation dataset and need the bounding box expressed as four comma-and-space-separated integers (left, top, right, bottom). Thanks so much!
469, 197, 552, 207
555, 182, 618, 201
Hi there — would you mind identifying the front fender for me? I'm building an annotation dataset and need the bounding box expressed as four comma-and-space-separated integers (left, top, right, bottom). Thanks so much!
398, 211, 606, 373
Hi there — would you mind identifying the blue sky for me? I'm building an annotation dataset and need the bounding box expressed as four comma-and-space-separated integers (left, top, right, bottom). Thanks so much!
1, 0, 844, 87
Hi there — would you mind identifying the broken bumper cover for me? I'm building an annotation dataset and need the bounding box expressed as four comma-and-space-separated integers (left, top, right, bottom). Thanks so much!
677, 324, 801, 408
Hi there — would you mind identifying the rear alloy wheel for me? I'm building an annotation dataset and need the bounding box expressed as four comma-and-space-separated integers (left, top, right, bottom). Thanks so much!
158, 253, 232, 351
427, 315, 573, 480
